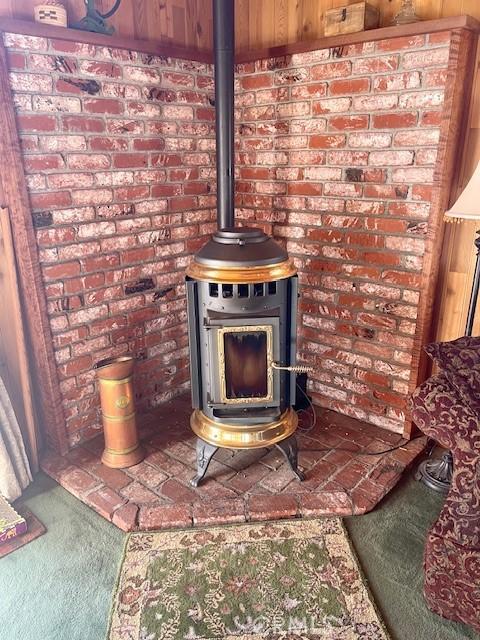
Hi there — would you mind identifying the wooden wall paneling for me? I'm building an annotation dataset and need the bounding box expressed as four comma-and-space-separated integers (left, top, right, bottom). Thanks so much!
435, 41, 480, 341
0, 37, 68, 454
0, 207, 39, 470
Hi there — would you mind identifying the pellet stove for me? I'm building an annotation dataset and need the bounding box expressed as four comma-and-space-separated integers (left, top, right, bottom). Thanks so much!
186, 0, 307, 486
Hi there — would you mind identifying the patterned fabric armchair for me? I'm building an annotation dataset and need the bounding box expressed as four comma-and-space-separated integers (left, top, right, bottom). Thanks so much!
410, 337, 480, 633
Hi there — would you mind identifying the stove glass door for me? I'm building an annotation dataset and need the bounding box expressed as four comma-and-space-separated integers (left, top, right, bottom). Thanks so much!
217, 324, 274, 404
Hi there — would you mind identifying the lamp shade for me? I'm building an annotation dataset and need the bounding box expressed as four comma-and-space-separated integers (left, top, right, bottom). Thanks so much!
445, 162, 480, 221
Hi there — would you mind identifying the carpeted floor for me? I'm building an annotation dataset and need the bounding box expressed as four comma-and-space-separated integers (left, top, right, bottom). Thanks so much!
0, 471, 478, 640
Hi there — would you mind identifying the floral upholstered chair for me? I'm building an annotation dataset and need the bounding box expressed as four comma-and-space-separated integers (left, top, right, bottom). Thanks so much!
410, 336, 480, 632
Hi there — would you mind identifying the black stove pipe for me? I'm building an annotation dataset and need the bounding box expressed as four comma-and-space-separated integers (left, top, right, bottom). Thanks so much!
213, 0, 235, 230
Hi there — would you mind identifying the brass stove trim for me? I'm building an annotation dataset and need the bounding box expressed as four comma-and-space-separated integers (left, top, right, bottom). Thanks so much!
190, 407, 298, 449
218, 324, 274, 404
185, 258, 297, 284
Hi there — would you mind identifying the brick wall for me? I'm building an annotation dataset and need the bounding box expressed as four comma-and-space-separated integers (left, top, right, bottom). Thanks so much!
4, 32, 216, 448
234, 32, 452, 434
4, 28, 460, 447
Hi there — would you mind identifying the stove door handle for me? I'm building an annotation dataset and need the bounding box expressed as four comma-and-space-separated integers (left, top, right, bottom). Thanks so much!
271, 362, 313, 374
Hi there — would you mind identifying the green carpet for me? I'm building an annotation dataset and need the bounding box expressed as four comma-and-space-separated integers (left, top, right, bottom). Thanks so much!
0, 471, 478, 640
0, 473, 123, 640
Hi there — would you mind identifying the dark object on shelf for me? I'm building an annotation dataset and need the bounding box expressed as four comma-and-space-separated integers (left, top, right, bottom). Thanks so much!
324, 2, 379, 38
392, 0, 422, 26
71, 0, 122, 35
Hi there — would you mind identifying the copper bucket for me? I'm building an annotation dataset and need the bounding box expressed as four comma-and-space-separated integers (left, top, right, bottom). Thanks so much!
95, 356, 144, 468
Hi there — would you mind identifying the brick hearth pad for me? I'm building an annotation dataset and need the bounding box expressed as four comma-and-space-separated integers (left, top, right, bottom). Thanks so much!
40, 394, 426, 532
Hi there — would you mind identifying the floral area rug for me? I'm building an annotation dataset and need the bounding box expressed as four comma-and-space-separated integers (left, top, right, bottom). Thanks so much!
108, 518, 389, 640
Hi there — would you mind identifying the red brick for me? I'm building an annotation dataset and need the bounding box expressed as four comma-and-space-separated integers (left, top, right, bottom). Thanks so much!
30, 191, 72, 209
59, 467, 99, 498
247, 494, 298, 521
329, 78, 370, 95
311, 60, 351, 80
62, 116, 105, 133
133, 138, 166, 151
83, 98, 123, 114
112, 502, 138, 532
309, 134, 346, 149
329, 115, 368, 131
241, 74, 272, 90
138, 504, 192, 530
372, 111, 417, 129
86, 487, 125, 520
299, 491, 352, 516
90, 137, 129, 151
23, 154, 65, 172
78, 60, 122, 78
353, 55, 399, 74
193, 499, 246, 526
376, 35, 425, 51
7, 51, 26, 69
113, 153, 148, 168
17, 114, 56, 132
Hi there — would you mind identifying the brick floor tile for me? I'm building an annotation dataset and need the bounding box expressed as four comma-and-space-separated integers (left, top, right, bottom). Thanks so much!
293, 459, 336, 493
332, 459, 371, 490
66, 446, 97, 467
85, 487, 125, 520
145, 450, 195, 480
258, 448, 285, 471
40, 394, 427, 532
247, 493, 298, 521
192, 498, 246, 526
306, 428, 344, 449
226, 462, 271, 493
40, 451, 72, 481
215, 447, 268, 471
120, 481, 162, 504
162, 441, 197, 466
338, 429, 374, 448
299, 491, 353, 517
192, 479, 239, 501
126, 461, 169, 488
388, 439, 426, 466
81, 434, 104, 455
260, 463, 301, 493
59, 467, 100, 498
204, 459, 238, 483
159, 478, 198, 503
323, 448, 355, 467
112, 502, 138, 532
90, 463, 133, 491
138, 504, 192, 530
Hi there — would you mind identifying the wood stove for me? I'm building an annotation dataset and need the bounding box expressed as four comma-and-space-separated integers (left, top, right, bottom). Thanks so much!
185, 0, 307, 486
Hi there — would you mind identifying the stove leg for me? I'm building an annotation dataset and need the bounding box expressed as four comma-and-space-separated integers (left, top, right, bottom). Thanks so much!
275, 435, 305, 481
191, 438, 218, 487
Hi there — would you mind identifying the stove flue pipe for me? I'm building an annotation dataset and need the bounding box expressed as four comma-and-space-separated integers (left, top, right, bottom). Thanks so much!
213, 0, 235, 230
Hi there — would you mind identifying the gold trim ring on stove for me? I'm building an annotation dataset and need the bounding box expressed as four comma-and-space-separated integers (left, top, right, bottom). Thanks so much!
185, 258, 297, 283
190, 407, 298, 449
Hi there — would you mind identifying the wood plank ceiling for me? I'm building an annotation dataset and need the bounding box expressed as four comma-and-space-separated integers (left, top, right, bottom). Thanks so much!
0, 0, 479, 339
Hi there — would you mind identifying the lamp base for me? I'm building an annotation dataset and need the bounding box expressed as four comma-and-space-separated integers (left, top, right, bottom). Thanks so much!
415, 450, 453, 494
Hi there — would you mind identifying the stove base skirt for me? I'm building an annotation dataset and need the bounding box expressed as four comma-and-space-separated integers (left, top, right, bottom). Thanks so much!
190, 408, 298, 449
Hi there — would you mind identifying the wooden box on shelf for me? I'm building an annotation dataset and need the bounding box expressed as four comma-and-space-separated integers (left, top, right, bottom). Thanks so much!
324, 2, 380, 37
